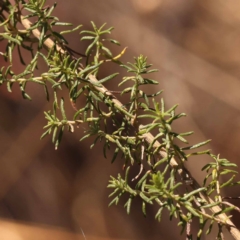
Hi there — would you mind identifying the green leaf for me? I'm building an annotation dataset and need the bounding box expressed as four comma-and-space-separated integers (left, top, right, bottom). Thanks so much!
146, 90, 163, 98
99, 27, 114, 34
40, 128, 51, 140
185, 205, 200, 217
60, 24, 82, 34
201, 202, 221, 209
170, 182, 182, 191
181, 188, 206, 201
139, 192, 153, 204
147, 69, 158, 73
6, 82, 13, 92
0, 33, 21, 45
85, 36, 99, 56
90, 21, 99, 31
102, 46, 112, 57
21, 88, 32, 100
213, 206, 235, 216
175, 134, 188, 143
124, 197, 132, 214
80, 30, 96, 35
186, 149, 211, 157
220, 169, 238, 175
124, 166, 130, 183
111, 147, 120, 163
153, 157, 168, 169
52, 126, 58, 143
55, 126, 64, 150
182, 140, 211, 150
206, 220, 214, 235
108, 187, 119, 197
108, 196, 120, 207
138, 114, 158, 119
8, 45, 12, 64
141, 78, 158, 85
220, 175, 235, 188
46, 3, 57, 17
54, 22, 72, 26
39, 0, 47, 9
79, 62, 102, 76
80, 36, 95, 40
60, 98, 67, 120
39, 23, 47, 48
155, 206, 164, 222
109, 39, 120, 45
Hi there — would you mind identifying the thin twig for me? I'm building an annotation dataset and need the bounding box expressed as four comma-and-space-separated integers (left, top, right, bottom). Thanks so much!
16, 8, 240, 240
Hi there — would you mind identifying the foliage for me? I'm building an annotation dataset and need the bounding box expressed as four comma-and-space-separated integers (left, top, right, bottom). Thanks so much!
0, 1, 240, 239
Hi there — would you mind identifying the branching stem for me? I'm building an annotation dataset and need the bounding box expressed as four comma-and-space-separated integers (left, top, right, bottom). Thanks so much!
19, 11, 240, 240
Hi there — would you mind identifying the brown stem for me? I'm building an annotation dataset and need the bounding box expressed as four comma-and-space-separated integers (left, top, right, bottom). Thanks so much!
13, 6, 240, 240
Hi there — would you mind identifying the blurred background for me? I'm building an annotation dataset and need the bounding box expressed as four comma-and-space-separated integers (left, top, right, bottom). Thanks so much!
1, 0, 240, 239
